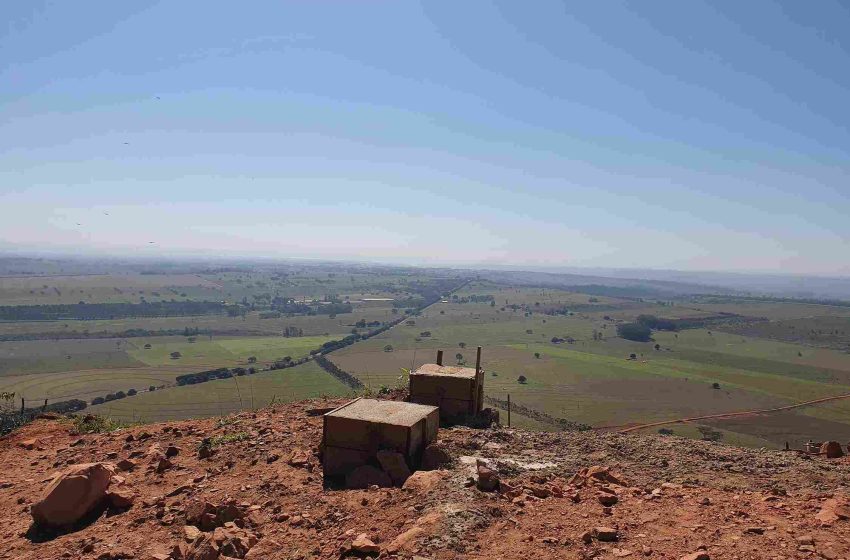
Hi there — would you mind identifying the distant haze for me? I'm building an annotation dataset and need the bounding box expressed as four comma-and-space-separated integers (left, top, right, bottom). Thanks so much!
1, 1, 848, 274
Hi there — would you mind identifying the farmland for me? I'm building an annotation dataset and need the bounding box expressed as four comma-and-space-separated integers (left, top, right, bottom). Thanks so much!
330, 280, 850, 448
2, 256, 850, 449
0, 259, 464, 414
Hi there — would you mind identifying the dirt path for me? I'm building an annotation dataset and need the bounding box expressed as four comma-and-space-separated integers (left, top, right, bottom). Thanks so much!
610, 392, 850, 433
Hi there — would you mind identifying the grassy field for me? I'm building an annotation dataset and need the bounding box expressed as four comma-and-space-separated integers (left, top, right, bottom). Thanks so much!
0, 333, 340, 404
5, 265, 850, 450
87, 360, 355, 422
0, 273, 221, 305
125, 334, 342, 368
331, 281, 850, 448
0, 306, 398, 338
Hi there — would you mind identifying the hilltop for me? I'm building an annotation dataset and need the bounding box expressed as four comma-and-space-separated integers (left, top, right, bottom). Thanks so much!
1, 399, 849, 560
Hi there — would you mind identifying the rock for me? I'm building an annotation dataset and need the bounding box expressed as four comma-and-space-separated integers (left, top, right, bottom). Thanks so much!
796, 535, 815, 546
744, 526, 765, 535
598, 493, 619, 506
184, 525, 202, 542
244, 538, 281, 560
107, 489, 135, 509
816, 498, 850, 525
377, 450, 411, 486
570, 465, 627, 487
18, 438, 38, 450
154, 458, 173, 474
421, 444, 451, 470
213, 525, 258, 558
31, 462, 115, 527
529, 485, 552, 499
287, 449, 311, 468
165, 445, 181, 458
402, 470, 446, 493
266, 453, 280, 464
821, 441, 844, 458
680, 553, 709, 560
185, 533, 219, 560
593, 527, 618, 542
197, 444, 214, 459
345, 465, 392, 489
476, 460, 499, 492
186, 501, 218, 531
351, 533, 380, 554
580, 531, 593, 544
385, 527, 425, 554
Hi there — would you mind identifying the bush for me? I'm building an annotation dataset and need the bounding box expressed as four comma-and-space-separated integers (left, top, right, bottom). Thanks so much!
127, 388, 137, 396
517, 375, 527, 384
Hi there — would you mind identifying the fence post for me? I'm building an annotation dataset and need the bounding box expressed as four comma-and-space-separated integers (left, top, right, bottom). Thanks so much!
21, 397, 25, 414
43, 398, 48, 412
507, 394, 511, 428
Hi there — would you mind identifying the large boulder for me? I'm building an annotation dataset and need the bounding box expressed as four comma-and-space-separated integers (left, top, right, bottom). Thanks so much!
821, 441, 844, 458
376, 450, 411, 486
31, 462, 115, 527
476, 460, 499, 492
421, 444, 452, 470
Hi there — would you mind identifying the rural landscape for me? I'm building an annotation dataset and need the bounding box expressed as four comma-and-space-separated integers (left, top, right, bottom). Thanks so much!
2, 255, 849, 450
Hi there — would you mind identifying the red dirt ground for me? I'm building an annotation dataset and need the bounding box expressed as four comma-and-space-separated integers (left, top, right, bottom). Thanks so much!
1, 398, 849, 560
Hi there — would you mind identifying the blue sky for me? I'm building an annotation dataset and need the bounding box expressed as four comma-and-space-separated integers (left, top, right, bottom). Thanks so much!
1, 1, 849, 274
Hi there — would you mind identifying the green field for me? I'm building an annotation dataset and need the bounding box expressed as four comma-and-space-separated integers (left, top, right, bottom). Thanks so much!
126, 335, 342, 368
0, 334, 341, 404
5, 262, 850, 450
331, 281, 850, 448
87, 360, 355, 422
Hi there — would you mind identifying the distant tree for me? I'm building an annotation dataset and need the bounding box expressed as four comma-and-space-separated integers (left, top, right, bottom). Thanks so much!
383, 345, 394, 353
170, 351, 182, 359
654, 343, 661, 351
148, 385, 156, 392
458, 342, 466, 348
490, 300, 496, 307
697, 426, 723, 442
658, 428, 674, 436
517, 375, 528, 384
526, 329, 533, 334
797, 351, 803, 357
420, 331, 432, 337
455, 353, 463, 364
534, 352, 540, 359
629, 353, 637, 360
114, 391, 126, 399
127, 388, 137, 396
247, 356, 257, 363
144, 343, 152, 349
617, 323, 652, 342
187, 336, 196, 343
712, 382, 721, 390
91, 396, 105, 405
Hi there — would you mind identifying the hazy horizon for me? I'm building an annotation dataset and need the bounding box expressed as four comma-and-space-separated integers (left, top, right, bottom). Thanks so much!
2, 1, 849, 275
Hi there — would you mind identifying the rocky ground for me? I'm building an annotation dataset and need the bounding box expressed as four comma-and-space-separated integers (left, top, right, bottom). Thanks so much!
1, 398, 849, 560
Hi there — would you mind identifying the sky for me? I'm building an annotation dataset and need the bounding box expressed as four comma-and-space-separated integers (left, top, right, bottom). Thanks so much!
1, 1, 849, 275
